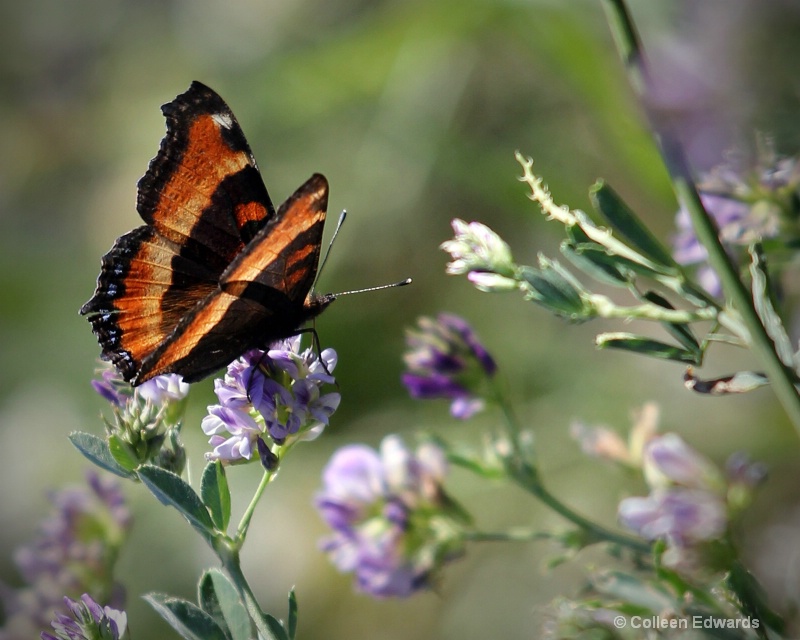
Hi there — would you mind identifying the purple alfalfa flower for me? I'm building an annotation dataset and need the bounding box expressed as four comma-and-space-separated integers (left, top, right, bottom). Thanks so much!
92, 364, 188, 409
0, 472, 130, 637
92, 366, 189, 470
617, 433, 764, 575
402, 314, 496, 419
202, 337, 340, 464
316, 435, 465, 598
135, 373, 190, 405
41, 594, 128, 640
672, 148, 800, 296
642, 433, 725, 493
618, 488, 727, 547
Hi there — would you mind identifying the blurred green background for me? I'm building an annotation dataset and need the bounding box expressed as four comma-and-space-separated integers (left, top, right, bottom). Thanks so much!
3, 0, 800, 637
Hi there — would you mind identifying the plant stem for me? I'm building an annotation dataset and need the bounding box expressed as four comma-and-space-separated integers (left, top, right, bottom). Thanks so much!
236, 468, 274, 542
505, 453, 652, 554
218, 542, 279, 640
490, 378, 652, 554
464, 529, 550, 543
601, 0, 800, 434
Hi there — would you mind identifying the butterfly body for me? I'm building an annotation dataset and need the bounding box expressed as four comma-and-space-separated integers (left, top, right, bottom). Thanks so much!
81, 82, 332, 385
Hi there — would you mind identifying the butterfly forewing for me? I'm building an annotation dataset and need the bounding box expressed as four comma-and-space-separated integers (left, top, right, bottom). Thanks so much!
135, 175, 330, 383
81, 82, 334, 385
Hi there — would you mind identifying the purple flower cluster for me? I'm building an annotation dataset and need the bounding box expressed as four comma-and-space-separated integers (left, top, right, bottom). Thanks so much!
202, 337, 341, 464
93, 367, 188, 409
42, 594, 127, 640
316, 435, 464, 598
0, 472, 130, 639
402, 314, 497, 419
617, 433, 763, 574
93, 366, 189, 472
673, 150, 800, 296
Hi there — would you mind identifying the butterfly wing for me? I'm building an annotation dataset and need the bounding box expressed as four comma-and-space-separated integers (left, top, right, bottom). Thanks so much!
133, 174, 330, 384
81, 82, 275, 382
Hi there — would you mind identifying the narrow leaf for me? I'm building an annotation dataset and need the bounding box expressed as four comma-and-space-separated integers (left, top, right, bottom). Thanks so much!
144, 593, 228, 640
264, 614, 289, 640
138, 465, 215, 537
589, 181, 678, 269
68, 432, 136, 479
596, 333, 698, 363
641, 290, 701, 357
749, 245, 796, 369
201, 461, 231, 532
518, 259, 588, 320
561, 240, 633, 287
591, 571, 677, 613
287, 590, 298, 640
564, 225, 675, 282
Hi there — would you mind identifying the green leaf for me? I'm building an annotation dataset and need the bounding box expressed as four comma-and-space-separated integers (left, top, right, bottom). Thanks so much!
727, 561, 786, 633
144, 593, 228, 640
203, 569, 253, 640
589, 181, 678, 269
749, 244, 796, 369
561, 239, 633, 287
596, 333, 699, 364
138, 465, 215, 538
591, 571, 677, 613
518, 258, 588, 320
640, 290, 701, 358
264, 614, 289, 640
201, 461, 231, 532
287, 589, 298, 640
68, 432, 136, 479
198, 571, 229, 635
108, 434, 141, 471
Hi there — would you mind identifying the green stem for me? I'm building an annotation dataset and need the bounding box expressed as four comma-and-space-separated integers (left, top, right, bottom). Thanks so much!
236, 467, 274, 543
507, 455, 651, 553
464, 529, 550, 543
218, 542, 279, 640
489, 378, 651, 554
601, 0, 800, 434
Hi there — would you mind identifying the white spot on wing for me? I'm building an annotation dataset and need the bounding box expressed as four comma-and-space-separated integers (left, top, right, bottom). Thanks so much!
212, 112, 234, 130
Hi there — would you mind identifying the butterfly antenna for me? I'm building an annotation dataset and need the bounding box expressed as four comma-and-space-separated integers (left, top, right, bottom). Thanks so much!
332, 278, 413, 298
315, 209, 347, 287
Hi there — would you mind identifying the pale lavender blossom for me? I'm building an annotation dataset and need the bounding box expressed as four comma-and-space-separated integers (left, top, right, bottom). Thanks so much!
618, 432, 764, 575
203, 337, 340, 464
92, 365, 188, 408
41, 594, 128, 640
571, 402, 660, 467
316, 435, 463, 598
91, 367, 128, 407
441, 219, 517, 290
642, 433, 725, 492
618, 488, 727, 547
0, 472, 130, 638
673, 151, 800, 296
135, 373, 189, 405
402, 314, 496, 419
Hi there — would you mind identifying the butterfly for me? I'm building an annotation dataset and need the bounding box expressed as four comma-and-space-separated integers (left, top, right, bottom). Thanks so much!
80, 81, 334, 385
